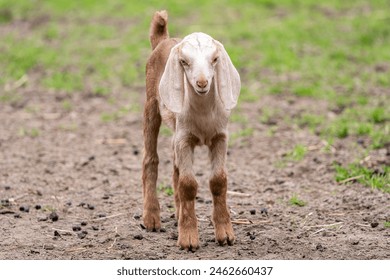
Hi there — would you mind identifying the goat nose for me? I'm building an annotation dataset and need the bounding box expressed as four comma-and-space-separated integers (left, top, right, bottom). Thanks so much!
196, 79, 208, 88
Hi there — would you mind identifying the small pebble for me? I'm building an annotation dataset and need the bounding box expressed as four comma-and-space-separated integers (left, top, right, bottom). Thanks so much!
54, 230, 61, 237
1, 199, 10, 207
72, 225, 82, 232
316, 243, 325, 252
140, 224, 146, 230
92, 226, 99, 231
87, 204, 95, 210
133, 149, 139, 156
4, 186, 11, 190
81, 221, 88, 226
250, 235, 256, 240
97, 213, 106, 218
44, 244, 55, 250
133, 214, 141, 220
102, 194, 110, 200
19, 206, 30, 213
38, 216, 48, 222
260, 208, 268, 215
35, 205, 41, 210
352, 240, 360, 245
160, 228, 166, 233
49, 212, 59, 222
14, 214, 21, 218
249, 209, 256, 215
77, 231, 88, 239
371, 222, 379, 228
133, 234, 143, 240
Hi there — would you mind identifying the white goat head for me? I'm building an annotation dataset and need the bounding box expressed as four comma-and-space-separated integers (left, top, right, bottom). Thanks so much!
159, 32, 241, 113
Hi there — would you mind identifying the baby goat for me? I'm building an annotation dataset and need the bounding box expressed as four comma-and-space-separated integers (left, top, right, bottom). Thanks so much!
142, 10, 241, 251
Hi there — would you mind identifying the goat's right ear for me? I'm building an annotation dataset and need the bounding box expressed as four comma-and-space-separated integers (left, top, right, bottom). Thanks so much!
159, 46, 184, 113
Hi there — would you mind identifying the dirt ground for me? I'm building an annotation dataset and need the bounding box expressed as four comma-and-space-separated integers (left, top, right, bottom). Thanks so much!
1, 78, 389, 260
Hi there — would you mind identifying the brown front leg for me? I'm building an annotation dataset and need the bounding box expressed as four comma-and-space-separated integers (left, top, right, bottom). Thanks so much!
142, 98, 161, 231
174, 134, 199, 251
209, 133, 235, 245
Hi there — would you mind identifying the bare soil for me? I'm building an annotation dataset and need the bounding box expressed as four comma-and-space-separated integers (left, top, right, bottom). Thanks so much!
1, 80, 389, 260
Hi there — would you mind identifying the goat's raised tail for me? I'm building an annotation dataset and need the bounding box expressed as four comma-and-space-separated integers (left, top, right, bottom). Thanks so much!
150, 10, 169, 50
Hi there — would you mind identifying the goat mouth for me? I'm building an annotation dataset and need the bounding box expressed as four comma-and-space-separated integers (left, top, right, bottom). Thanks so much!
195, 89, 209, 95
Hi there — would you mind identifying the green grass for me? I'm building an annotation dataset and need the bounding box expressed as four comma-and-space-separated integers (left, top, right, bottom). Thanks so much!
289, 195, 306, 207
335, 164, 390, 193
18, 127, 40, 137
384, 221, 390, 228
158, 183, 174, 196
229, 127, 254, 145
286, 144, 307, 161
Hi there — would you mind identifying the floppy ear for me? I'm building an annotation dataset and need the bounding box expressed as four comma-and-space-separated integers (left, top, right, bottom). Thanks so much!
214, 40, 241, 110
159, 45, 184, 113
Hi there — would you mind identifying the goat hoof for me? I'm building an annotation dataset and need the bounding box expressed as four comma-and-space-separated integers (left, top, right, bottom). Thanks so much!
177, 231, 199, 251
215, 222, 235, 246
143, 212, 161, 232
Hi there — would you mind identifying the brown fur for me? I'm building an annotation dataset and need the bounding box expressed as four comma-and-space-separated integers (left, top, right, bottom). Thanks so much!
142, 10, 235, 250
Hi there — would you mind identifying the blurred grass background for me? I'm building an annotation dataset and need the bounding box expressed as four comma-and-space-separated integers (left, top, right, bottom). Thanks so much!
0, 0, 389, 189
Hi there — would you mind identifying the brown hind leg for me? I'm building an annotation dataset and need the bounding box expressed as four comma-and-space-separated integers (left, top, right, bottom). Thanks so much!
142, 97, 161, 231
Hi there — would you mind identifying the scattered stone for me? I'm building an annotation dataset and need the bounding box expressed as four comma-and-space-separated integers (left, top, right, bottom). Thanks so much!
97, 213, 106, 218
77, 231, 88, 239
81, 221, 88, 226
133, 234, 143, 240
44, 244, 55, 250
54, 230, 61, 237
19, 206, 30, 213
160, 228, 166, 233
35, 205, 41, 210
14, 214, 21, 218
49, 212, 59, 222
260, 208, 268, 216
78, 202, 86, 207
351, 240, 359, 245
87, 204, 95, 210
1, 199, 10, 207
169, 233, 178, 240
249, 209, 256, 215
38, 216, 48, 222
371, 222, 379, 228
140, 224, 146, 230
92, 226, 99, 231
65, 201, 72, 206
250, 235, 256, 240
357, 138, 364, 145
4, 186, 11, 190
72, 225, 82, 232
133, 214, 141, 220
316, 243, 325, 252
133, 149, 139, 156
102, 194, 110, 200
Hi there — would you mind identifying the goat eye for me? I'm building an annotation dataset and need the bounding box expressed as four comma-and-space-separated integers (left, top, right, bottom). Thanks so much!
180, 59, 189, 66
212, 57, 219, 64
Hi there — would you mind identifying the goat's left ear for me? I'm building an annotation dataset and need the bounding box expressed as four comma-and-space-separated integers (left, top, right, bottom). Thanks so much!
214, 40, 241, 110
